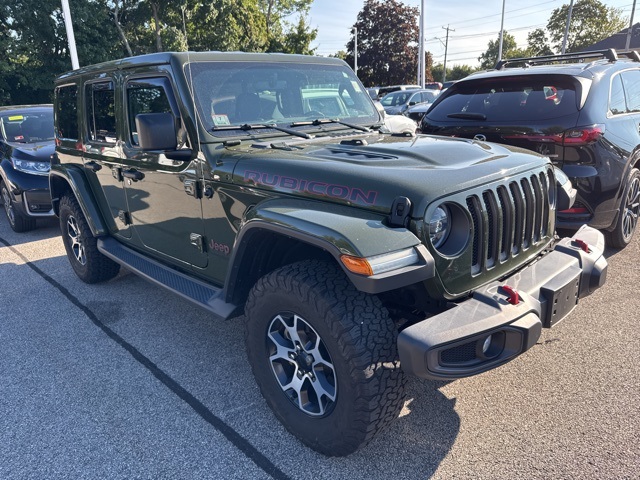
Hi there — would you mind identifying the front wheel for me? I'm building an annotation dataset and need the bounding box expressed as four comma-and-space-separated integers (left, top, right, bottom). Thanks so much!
59, 194, 120, 283
244, 260, 406, 456
606, 167, 640, 249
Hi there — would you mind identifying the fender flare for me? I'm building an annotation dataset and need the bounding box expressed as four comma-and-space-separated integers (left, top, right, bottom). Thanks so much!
224, 198, 435, 301
49, 164, 110, 236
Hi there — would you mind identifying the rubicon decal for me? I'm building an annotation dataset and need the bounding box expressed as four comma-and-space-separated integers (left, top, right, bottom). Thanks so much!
243, 170, 378, 205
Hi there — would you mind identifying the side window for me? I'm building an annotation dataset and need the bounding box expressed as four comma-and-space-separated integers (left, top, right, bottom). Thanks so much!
126, 78, 174, 146
86, 81, 116, 144
56, 85, 78, 141
621, 70, 640, 113
610, 74, 627, 115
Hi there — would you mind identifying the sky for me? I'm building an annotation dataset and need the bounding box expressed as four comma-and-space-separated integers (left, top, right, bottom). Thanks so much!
306, 0, 636, 67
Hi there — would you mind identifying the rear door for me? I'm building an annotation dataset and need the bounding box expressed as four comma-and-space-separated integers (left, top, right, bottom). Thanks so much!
83, 78, 131, 238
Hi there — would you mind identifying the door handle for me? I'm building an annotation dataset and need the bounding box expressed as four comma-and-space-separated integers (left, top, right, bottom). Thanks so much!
122, 169, 144, 181
84, 160, 102, 172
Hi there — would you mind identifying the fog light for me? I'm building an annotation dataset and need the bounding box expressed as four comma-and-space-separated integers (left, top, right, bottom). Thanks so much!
481, 335, 492, 354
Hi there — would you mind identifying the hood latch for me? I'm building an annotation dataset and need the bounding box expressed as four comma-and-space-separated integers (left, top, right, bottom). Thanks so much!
388, 196, 412, 228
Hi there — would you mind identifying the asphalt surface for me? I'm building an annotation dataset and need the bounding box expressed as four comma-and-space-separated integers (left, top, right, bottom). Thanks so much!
1, 215, 638, 479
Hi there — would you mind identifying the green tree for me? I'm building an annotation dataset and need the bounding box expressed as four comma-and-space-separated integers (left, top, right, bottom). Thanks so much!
546, 0, 626, 52
346, 0, 420, 86
478, 31, 528, 69
432, 63, 476, 83
0, 0, 123, 104
526, 28, 554, 57
271, 15, 318, 54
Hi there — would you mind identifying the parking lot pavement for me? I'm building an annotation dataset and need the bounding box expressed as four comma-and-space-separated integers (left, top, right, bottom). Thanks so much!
1, 217, 638, 479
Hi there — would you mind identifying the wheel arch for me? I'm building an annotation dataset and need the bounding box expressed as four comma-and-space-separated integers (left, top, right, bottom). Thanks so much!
223, 199, 435, 307
49, 165, 110, 236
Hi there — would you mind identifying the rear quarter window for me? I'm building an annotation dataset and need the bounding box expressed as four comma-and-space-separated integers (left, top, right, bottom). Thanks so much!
428, 78, 578, 122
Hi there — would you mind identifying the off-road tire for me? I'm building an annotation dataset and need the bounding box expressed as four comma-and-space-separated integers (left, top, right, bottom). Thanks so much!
606, 167, 640, 249
59, 194, 120, 283
1, 179, 36, 232
244, 260, 406, 456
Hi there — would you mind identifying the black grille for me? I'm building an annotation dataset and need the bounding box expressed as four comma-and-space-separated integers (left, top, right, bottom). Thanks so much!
467, 171, 552, 273
441, 341, 477, 364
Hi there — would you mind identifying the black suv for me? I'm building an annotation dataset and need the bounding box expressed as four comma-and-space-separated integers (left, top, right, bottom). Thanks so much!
421, 49, 640, 248
0, 105, 55, 232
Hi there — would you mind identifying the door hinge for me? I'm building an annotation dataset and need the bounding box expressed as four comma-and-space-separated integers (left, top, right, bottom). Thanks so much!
189, 233, 204, 253
117, 210, 132, 226
184, 179, 202, 198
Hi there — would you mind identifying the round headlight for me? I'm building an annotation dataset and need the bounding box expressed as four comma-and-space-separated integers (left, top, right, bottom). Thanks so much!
429, 205, 450, 249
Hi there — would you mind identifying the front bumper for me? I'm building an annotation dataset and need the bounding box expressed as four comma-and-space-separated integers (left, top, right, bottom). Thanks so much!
1, 166, 53, 217
398, 225, 607, 380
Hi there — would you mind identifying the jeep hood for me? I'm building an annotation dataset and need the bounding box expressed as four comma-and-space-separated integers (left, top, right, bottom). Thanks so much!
226, 134, 550, 217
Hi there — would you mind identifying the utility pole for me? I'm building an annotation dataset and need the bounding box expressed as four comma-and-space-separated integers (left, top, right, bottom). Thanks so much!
626, 0, 637, 50
442, 25, 454, 83
352, 27, 358, 77
498, 0, 506, 61
561, 0, 575, 54
61, 0, 79, 69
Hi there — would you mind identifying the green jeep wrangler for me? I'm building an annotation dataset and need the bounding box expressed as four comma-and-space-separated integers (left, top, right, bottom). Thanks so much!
50, 52, 608, 456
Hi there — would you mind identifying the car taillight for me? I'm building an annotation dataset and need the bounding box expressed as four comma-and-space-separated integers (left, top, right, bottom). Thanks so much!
503, 124, 604, 147
561, 124, 604, 145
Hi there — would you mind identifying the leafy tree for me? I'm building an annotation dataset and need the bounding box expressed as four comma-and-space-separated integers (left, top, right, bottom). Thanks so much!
258, 0, 314, 52
0, 0, 122, 104
547, 0, 626, 52
526, 28, 554, 57
478, 31, 528, 69
271, 16, 318, 54
432, 63, 476, 83
346, 0, 420, 86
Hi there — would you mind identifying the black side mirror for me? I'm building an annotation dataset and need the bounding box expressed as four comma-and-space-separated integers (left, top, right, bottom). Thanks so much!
135, 112, 177, 151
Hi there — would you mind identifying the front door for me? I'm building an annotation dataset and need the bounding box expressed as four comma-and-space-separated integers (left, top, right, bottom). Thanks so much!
121, 76, 207, 268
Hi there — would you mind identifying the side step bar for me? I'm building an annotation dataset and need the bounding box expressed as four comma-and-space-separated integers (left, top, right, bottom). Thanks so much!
97, 237, 238, 320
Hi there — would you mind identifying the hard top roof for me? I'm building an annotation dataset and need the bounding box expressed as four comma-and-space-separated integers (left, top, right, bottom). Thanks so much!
56, 51, 347, 83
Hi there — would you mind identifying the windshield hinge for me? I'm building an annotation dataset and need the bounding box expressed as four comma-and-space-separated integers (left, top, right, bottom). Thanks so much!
388, 196, 412, 227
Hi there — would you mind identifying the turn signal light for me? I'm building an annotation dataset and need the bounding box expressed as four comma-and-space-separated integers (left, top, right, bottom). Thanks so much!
340, 255, 374, 276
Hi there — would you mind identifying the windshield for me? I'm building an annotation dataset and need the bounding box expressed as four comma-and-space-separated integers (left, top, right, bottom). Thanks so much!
185, 61, 378, 134
1, 109, 54, 143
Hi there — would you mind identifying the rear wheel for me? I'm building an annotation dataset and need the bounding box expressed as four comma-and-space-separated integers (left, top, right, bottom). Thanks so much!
244, 260, 406, 456
606, 168, 640, 249
59, 194, 120, 283
1, 180, 36, 232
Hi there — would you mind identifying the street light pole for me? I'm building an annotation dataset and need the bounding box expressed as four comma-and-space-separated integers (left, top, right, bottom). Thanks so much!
417, 0, 425, 87
353, 27, 358, 77
61, 0, 79, 70
626, 0, 637, 50
498, 0, 506, 61
561, 0, 575, 54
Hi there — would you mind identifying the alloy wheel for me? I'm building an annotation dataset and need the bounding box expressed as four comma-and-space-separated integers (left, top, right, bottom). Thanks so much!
1, 185, 15, 227
622, 175, 640, 242
66, 215, 86, 265
267, 313, 337, 416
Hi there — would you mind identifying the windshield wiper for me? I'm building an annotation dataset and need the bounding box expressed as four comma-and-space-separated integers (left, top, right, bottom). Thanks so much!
290, 118, 371, 132
211, 123, 314, 139
446, 112, 487, 120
